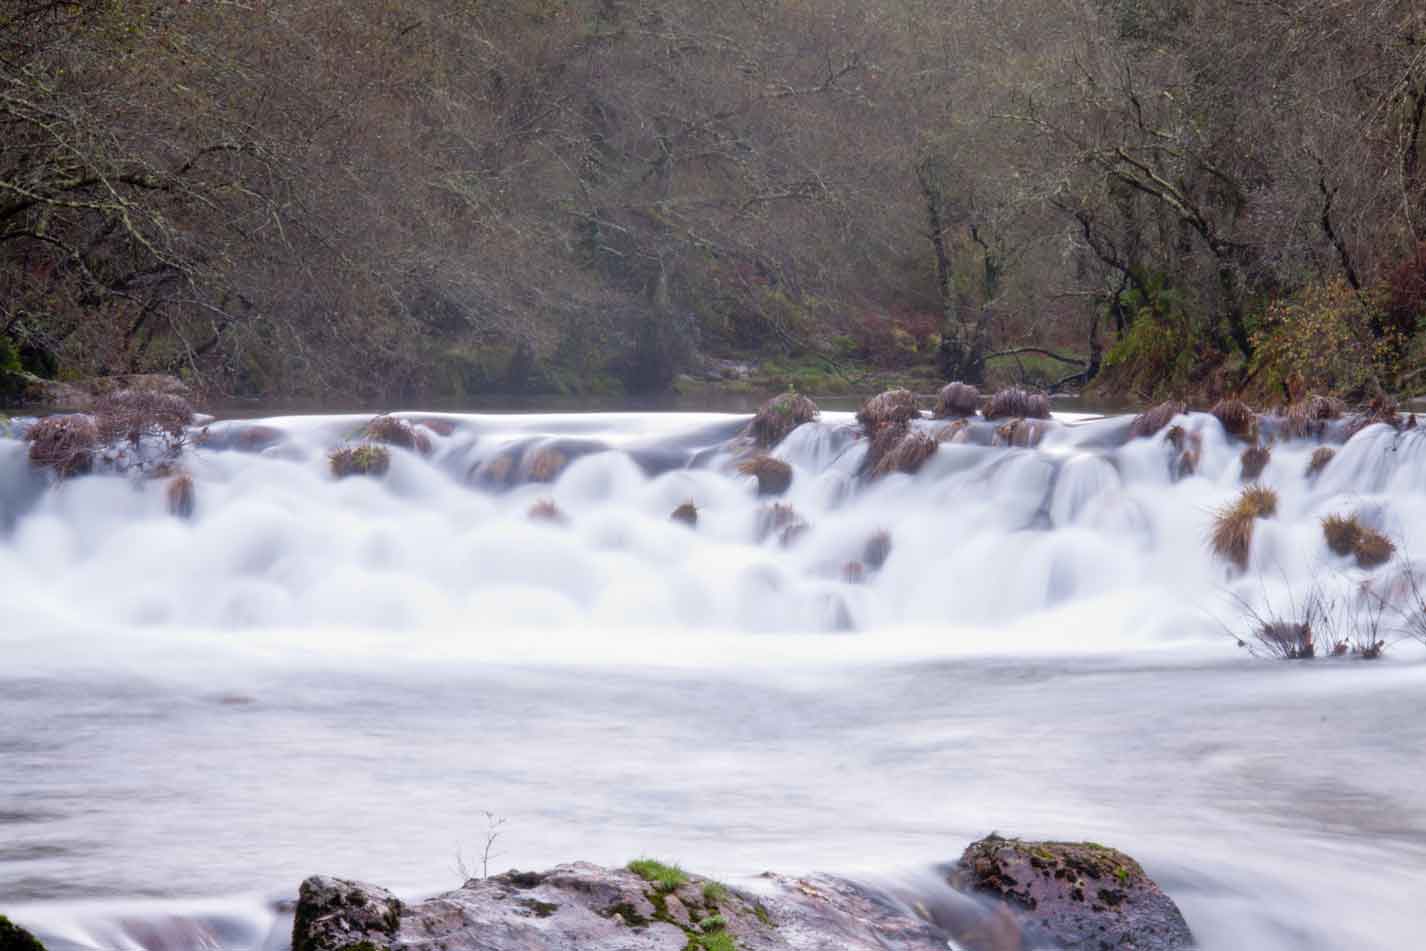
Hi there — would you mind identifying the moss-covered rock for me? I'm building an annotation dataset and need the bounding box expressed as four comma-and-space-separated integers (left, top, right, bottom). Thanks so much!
291, 876, 403, 951
0, 916, 46, 951
947, 835, 1193, 950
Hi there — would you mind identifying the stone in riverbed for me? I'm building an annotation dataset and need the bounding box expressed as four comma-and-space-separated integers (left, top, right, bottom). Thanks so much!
293, 862, 949, 951
291, 876, 403, 951
945, 834, 1195, 950
0, 915, 46, 951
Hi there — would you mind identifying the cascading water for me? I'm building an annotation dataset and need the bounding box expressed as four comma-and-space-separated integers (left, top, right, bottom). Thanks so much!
3, 405, 1425, 951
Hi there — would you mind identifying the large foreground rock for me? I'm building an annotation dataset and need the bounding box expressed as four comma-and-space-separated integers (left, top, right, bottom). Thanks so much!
946, 835, 1195, 950
0, 916, 46, 951
294, 843, 1194, 951
293, 863, 947, 951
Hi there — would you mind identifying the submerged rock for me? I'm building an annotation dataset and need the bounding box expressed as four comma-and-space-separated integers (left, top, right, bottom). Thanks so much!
945, 835, 1194, 950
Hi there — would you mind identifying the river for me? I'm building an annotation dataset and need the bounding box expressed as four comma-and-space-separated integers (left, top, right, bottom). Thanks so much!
2, 405, 1424, 950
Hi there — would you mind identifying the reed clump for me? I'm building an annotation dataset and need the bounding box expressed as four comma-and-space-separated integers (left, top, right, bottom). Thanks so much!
870, 430, 937, 477
1240, 444, 1271, 480
1306, 447, 1335, 477
1210, 485, 1278, 570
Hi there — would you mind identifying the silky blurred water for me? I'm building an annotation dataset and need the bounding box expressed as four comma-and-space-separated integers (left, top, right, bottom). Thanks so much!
2, 408, 1425, 950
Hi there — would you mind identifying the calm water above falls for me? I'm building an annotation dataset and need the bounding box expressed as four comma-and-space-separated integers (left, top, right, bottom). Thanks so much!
2, 408, 1425, 951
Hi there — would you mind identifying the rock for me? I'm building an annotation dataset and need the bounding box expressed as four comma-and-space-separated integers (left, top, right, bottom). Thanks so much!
291, 876, 403, 951
933, 382, 980, 419
1130, 401, 1185, 439
8, 373, 193, 411
0, 916, 45, 951
670, 501, 698, 527
292, 862, 951, 951
946, 835, 1194, 950
748, 392, 819, 449
856, 389, 920, 432
737, 455, 793, 496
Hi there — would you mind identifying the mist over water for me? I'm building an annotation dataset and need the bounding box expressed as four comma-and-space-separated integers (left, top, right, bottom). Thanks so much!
3, 408, 1425, 951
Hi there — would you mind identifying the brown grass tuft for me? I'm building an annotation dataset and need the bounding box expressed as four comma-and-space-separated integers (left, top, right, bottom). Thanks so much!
1259, 621, 1316, 660
1212, 399, 1258, 441
1322, 514, 1361, 556
870, 430, 937, 477
94, 390, 194, 444
1130, 400, 1185, 439
329, 443, 390, 478
25, 414, 100, 477
670, 501, 698, 527
841, 561, 866, 584
856, 389, 920, 431
737, 455, 793, 496
1306, 447, 1335, 477
1353, 528, 1395, 569
471, 452, 516, 488
1240, 444, 1271, 481
863, 530, 892, 570
1210, 485, 1278, 569
933, 382, 981, 419
983, 387, 1050, 420
165, 473, 195, 519
362, 415, 432, 454
748, 391, 819, 448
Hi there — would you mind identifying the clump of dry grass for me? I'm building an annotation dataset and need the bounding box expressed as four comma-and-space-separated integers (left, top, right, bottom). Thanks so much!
329, 443, 390, 478
933, 382, 980, 419
983, 387, 1050, 420
525, 446, 567, 482
1210, 485, 1278, 570
748, 391, 819, 448
165, 472, 195, 519
1306, 447, 1335, 477
870, 430, 937, 477
856, 389, 920, 431
94, 390, 194, 445
738, 455, 793, 496
1353, 528, 1395, 569
1211, 398, 1258, 441
25, 414, 100, 478
1240, 444, 1271, 481
841, 561, 865, 584
527, 498, 565, 523
1130, 400, 1185, 439
362, 415, 432, 454
1280, 395, 1346, 439
863, 530, 892, 570
1165, 425, 1200, 479
1322, 514, 1361, 556
1320, 513, 1395, 569
670, 501, 698, 527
